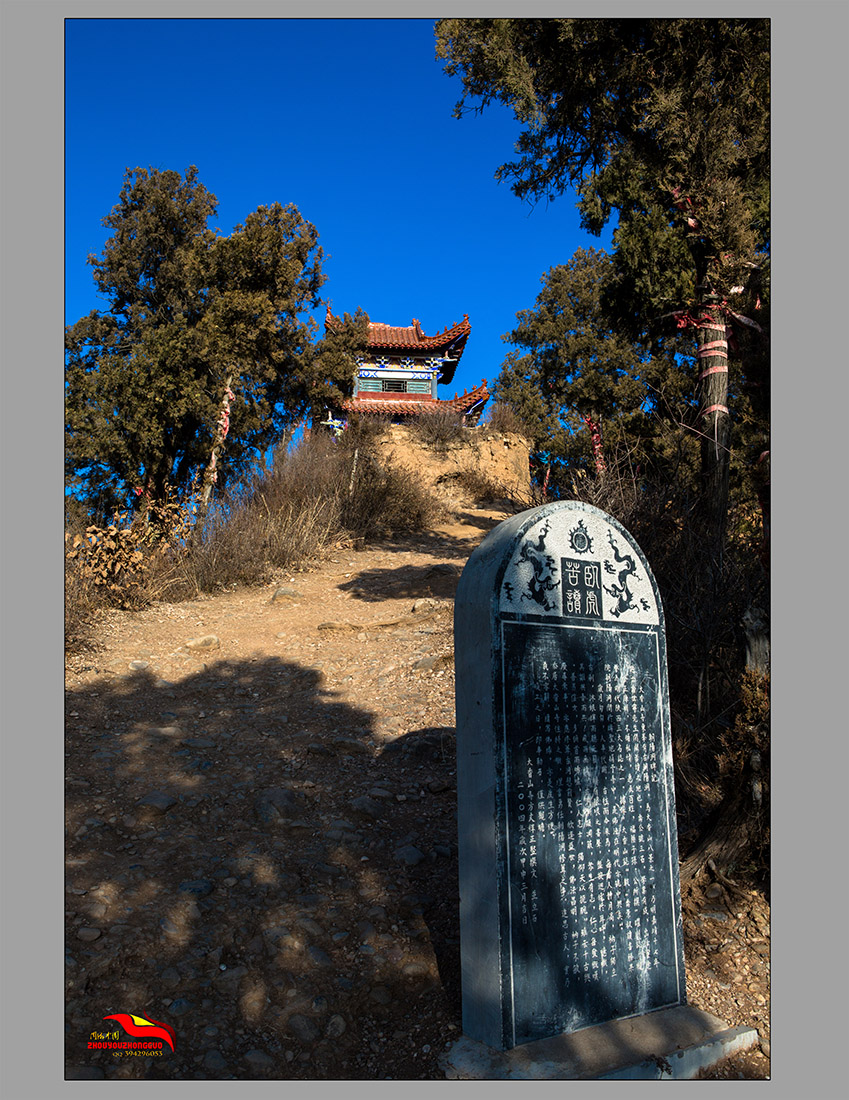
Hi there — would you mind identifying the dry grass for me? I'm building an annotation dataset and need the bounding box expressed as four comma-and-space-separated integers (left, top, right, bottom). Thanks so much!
408, 408, 468, 449
65, 433, 441, 649
64, 557, 98, 652
484, 402, 533, 438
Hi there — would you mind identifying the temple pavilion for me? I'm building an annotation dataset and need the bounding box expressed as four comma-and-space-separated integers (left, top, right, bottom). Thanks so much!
323, 305, 489, 427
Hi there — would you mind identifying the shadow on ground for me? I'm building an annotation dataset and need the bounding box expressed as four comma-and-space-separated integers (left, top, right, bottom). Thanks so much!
65, 660, 462, 1080
337, 562, 462, 603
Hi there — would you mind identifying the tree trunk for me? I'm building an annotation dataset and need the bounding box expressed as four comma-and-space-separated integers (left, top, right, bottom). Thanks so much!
742, 606, 770, 676
696, 307, 732, 547
679, 776, 763, 888
197, 374, 234, 531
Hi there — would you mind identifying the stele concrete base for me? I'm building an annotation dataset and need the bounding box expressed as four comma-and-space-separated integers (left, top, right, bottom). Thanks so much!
439, 1005, 759, 1080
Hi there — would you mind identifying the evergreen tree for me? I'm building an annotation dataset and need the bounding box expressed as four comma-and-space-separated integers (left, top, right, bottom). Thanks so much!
436, 17, 770, 541
494, 248, 690, 490
437, 19, 771, 883
65, 166, 367, 517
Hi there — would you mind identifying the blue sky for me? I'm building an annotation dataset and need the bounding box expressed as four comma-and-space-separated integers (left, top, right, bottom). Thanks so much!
65, 17, 613, 408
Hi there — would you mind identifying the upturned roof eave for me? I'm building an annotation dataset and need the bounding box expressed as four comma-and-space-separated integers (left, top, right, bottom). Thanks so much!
325, 305, 471, 386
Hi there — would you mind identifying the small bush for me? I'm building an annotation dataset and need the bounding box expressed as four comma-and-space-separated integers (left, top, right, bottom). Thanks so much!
156, 433, 439, 596
65, 552, 98, 652
447, 468, 512, 505
342, 448, 440, 536
485, 402, 533, 438
408, 408, 468, 449
65, 432, 442, 646
343, 412, 393, 447
64, 489, 196, 610
720, 671, 770, 867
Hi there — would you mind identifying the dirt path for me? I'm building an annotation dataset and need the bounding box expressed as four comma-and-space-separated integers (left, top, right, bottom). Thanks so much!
65, 505, 769, 1081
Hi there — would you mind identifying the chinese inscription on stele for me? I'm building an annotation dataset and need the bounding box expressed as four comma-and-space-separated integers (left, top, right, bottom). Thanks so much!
454, 501, 686, 1051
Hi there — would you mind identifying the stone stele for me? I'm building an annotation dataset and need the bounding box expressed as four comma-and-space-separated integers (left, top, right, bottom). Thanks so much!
453, 500, 686, 1053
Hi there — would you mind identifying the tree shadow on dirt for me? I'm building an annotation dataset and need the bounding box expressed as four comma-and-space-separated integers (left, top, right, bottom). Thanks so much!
361, 521, 492, 560
375, 726, 462, 1017
337, 563, 462, 603
65, 660, 463, 1081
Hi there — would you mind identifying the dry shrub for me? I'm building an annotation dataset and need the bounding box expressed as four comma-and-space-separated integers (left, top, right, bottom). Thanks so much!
170, 432, 440, 597
65, 553, 99, 652
66, 431, 441, 641
408, 408, 468, 449
717, 670, 770, 871
178, 494, 343, 595
341, 446, 440, 536
485, 402, 532, 438
64, 489, 197, 611
563, 463, 643, 532
344, 412, 393, 446
445, 468, 514, 506
172, 435, 347, 595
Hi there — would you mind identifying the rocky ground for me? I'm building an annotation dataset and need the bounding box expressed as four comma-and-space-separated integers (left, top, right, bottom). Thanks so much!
64, 505, 769, 1081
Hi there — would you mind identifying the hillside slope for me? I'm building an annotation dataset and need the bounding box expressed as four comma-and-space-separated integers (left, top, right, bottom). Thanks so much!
65, 505, 769, 1081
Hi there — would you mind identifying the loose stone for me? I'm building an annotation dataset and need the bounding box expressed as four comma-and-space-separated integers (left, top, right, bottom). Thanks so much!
203, 1050, 228, 1071
287, 1014, 321, 1043
255, 787, 304, 825
179, 879, 214, 897
296, 918, 324, 937
325, 1014, 346, 1038
271, 587, 304, 601
350, 796, 382, 818
138, 790, 177, 813
243, 1049, 275, 1069
332, 737, 370, 755
394, 845, 426, 866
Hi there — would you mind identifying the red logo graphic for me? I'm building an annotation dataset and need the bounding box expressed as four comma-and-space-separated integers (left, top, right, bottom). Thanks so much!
102, 1013, 176, 1052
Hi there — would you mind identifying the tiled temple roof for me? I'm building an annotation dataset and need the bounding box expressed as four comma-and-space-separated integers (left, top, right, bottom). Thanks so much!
325, 305, 471, 385
342, 380, 490, 423
365, 315, 471, 351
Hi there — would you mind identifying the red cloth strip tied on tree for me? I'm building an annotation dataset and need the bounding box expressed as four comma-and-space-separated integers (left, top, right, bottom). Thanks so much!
583, 415, 606, 473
